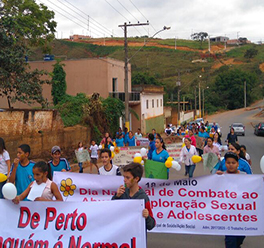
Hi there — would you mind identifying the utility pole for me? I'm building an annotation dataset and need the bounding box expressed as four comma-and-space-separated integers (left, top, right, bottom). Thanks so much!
175, 36, 177, 50
118, 22, 149, 130
244, 81, 246, 108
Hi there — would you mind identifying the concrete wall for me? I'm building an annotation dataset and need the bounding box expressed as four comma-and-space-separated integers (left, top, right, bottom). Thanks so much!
0, 110, 90, 161
145, 115, 164, 134
131, 104, 141, 134
0, 58, 131, 109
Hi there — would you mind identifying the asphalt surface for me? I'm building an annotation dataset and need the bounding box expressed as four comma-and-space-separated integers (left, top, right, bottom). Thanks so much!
147, 102, 264, 248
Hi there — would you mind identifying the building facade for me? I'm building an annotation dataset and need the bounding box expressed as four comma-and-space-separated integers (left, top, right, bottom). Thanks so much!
131, 85, 164, 134
0, 58, 131, 108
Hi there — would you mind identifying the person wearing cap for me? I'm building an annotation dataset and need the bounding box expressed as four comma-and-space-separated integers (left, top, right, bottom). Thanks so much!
216, 151, 247, 248
48, 146, 71, 178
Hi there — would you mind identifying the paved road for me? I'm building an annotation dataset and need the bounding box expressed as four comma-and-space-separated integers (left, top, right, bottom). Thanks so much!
148, 103, 264, 248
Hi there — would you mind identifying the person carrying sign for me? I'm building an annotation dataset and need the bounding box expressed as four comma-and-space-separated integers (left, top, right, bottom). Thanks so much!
112, 162, 155, 231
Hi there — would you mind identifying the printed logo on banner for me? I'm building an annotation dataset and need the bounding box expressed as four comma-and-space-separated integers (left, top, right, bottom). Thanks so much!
60, 178, 76, 197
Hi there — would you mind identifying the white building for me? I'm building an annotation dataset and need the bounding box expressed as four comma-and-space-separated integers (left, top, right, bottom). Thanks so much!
131, 85, 164, 134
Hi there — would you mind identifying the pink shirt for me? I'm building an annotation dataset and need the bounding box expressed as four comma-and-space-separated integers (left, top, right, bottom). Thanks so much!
185, 135, 196, 147
203, 145, 220, 156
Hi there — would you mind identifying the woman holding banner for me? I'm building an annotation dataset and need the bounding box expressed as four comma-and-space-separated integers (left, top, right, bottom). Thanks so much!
179, 138, 198, 178
152, 137, 169, 178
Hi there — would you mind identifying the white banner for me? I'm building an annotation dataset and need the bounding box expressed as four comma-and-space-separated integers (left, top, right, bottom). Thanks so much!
0, 199, 146, 248
113, 144, 182, 165
53, 172, 264, 236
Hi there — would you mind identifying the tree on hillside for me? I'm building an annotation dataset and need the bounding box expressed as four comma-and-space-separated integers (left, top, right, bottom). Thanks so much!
51, 60, 67, 105
0, 0, 56, 108
132, 72, 162, 86
244, 48, 258, 59
211, 69, 257, 110
191, 32, 208, 47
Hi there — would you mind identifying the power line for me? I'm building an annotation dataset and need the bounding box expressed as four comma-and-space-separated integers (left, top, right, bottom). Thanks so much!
45, 0, 106, 37
116, 0, 149, 35
61, 0, 113, 36
128, 0, 148, 21
104, 0, 142, 36
116, 0, 139, 23
128, 0, 157, 35
105, 0, 129, 22
38, 0, 101, 37
54, 0, 112, 36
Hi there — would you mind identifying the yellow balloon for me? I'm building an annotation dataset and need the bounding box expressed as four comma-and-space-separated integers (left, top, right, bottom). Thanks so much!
165, 160, 172, 168
111, 152, 115, 158
167, 157, 173, 161
0, 173, 7, 183
192, 155, 202, 163
182, 143, 185, 148
133, 156, 142, 163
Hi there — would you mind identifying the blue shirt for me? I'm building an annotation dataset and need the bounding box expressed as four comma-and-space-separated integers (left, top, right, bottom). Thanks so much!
152, 149, 169, 163
11, 161, 35, 199
127, 136, 135, 146
123, 133, 129, 144
212, 125, 218, 131
198, 131, 209, 138
148, 141, 156, 160
214, 158, 252, 174
48, 158, 71, 177
115, 138, 124, 147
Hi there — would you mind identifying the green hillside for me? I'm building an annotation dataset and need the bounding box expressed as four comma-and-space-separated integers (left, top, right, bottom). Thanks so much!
29, 39, 264, 113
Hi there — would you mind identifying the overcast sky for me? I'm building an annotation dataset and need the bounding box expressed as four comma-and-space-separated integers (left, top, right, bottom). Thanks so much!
37, 0, 264, 42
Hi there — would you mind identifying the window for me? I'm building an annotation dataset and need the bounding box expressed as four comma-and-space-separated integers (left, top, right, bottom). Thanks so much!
160, 99, 163, 107
146, 100, 149, 109
157, 99, 159, 107
152, 99, 154, 108
112, 78, 117, 92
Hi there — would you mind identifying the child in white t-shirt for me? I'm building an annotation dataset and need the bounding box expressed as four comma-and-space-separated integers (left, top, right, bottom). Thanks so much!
0, 138, 10, 198
89, 140, 99, 173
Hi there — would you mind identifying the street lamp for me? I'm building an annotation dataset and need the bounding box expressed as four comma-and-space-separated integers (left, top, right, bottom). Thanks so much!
128, 26, 171, 62
122, 25, 171, 130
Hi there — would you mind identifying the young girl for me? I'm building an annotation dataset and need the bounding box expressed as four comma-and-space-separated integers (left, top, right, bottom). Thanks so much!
12, 161, 63, 203
152, 137, 169, 179
0, 137, 10, 198
76, 141, 85, 173
89, 140, 99, 173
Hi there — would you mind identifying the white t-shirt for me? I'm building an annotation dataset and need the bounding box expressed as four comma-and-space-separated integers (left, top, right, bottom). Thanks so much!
246, 153, 250, 161
0, 150, 10, 175
135, 132, 142, 139
98, 165, 121, 176
90, 145, 99, 159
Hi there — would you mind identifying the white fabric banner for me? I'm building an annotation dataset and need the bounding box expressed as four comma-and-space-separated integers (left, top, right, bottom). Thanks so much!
0, 199, 146, 248
53, 172, 264, 236
113, 144, 181, 165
